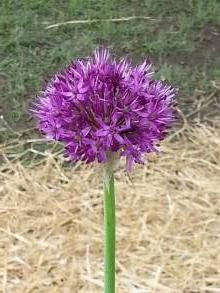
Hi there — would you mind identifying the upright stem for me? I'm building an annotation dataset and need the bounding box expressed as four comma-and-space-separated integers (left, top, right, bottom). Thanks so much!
103, 170, 115, 293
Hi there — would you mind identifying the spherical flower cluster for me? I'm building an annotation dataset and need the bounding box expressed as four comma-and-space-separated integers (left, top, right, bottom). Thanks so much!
32, 49, 175, 170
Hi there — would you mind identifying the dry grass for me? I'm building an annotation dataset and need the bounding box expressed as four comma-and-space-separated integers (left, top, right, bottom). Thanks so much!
0, 124, 220, 293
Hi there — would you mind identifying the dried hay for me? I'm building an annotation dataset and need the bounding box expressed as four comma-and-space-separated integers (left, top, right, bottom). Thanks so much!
0, 124, 220, 293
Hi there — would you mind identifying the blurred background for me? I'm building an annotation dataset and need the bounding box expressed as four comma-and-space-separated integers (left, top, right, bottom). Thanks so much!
0, 1, 220, 292
0, 0, 219, 141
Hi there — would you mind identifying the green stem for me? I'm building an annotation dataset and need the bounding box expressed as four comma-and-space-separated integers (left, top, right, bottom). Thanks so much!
103, 170, 115, 293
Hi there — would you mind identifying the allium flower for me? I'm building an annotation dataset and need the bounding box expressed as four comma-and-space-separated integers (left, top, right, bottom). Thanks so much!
32, 49, 175, 170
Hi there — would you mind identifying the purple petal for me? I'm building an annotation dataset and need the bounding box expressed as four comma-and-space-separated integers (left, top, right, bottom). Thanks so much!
32, 48, 175, 168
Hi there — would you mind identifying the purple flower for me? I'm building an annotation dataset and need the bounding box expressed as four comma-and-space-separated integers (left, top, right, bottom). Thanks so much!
32, 49, 175, 170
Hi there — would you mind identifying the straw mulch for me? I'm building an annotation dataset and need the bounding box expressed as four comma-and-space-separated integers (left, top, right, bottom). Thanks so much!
0, 124, 220, 293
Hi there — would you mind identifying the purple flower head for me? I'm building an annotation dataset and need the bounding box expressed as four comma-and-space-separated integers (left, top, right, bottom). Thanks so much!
32, 49, 175, 170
